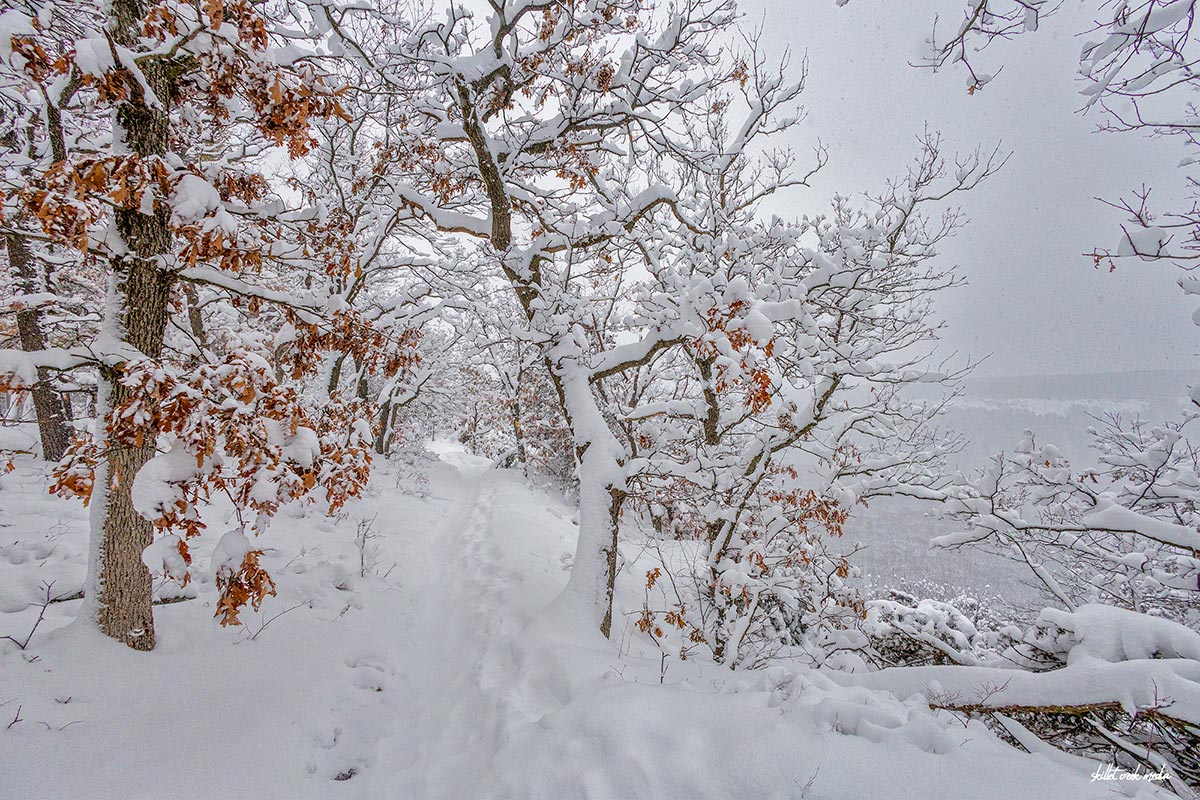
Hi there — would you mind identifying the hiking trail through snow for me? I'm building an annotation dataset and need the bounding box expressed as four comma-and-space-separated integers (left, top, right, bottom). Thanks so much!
357, 446, 573, 799
380, 449, 508, 797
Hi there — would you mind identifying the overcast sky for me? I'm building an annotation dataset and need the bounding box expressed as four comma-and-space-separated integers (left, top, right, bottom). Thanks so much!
740, 0, 1198, 378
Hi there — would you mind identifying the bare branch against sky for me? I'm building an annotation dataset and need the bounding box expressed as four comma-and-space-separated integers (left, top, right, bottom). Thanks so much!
747, 0, 1198, 377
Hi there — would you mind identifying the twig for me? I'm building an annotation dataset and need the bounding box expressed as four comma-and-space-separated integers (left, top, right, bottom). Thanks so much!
1, 581, 65, 650
37, 719, 83, 732
152, 595, 194, 606
246, 600, 310, 642
46, 589, 84, 605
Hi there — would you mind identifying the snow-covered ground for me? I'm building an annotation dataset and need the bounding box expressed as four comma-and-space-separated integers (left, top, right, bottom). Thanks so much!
0, 443, 1177, 799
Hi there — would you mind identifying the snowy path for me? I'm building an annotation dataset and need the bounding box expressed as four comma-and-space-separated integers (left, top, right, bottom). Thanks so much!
380, 452, 508, 797
360, 447, 575, 798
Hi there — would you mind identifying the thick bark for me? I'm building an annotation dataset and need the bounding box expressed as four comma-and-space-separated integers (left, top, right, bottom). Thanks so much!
5, 231, 71, 461
93, 258, 173, 650
88, 0, 176, 650
457, 84, 512, 250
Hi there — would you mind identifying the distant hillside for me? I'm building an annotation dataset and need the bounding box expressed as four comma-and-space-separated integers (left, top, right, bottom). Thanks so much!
941, 369, 1194, 468
966, 369, 1194, 402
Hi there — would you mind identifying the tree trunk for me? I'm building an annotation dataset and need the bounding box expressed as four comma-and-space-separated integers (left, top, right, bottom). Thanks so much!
0, 116, 71, 463
181, 280, 208, 354
91, 258, 173, 650
327, 353, 346, 395
601, 485, 625, 638
85, 0, 176, 650
355, 358, 369, 401
554, 371, 626, 637
374, 396, 392, 455
511, 368, 527, 471
512, 414, 527, 471
563, 442, 625, 638
5, 231, 71, 461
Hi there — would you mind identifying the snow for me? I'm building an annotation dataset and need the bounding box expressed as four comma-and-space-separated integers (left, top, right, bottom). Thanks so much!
130, 440, 202, 522
170, 174, 226, 223
0, 446, 1179, 798
744, 306, 775, 344
1035, 604, 1200, 664
1117, 226, 1171, 260
1084, 498, 1200, 550
210, 529, 254, 577
71, 37, 117, 80
0, 11, 35, 58
0, 424, 38, 455
831, 655, 1200, 727
0, 459, 88, 614
141, 533, 190, 584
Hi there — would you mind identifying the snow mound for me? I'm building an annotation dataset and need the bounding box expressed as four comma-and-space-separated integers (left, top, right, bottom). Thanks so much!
481, 626, 1170, 800
1034, 604, 1200, 663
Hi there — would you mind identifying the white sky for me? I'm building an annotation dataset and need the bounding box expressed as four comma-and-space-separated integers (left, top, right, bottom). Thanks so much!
742, 0, 1199, 377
